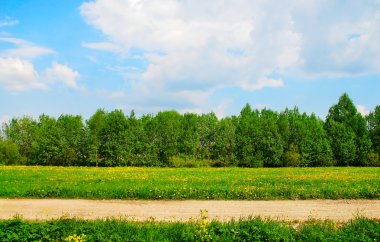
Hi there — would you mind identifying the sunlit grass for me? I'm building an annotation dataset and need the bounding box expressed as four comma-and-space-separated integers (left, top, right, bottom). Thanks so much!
0, 166, 379, 199
1, 216, 379, 241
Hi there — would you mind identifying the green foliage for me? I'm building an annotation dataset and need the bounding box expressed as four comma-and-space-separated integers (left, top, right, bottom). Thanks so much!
297, 217, 380, 241
281, 109, 333, 167
0, 217, 378, 242
259, 109, 283, 167
3, 116, 36, 161
98, 110, 129, 166
367, 152, 380, 167
236, 105, 263, 167
326, 93, 372, 166
0, 93, 378, 167
86, 109, 106, 166
168, 155, 212, 168
180, 113, 200, 158
31, 115, 61, 165
153, 111, 183, 165
326, 121, 356, 166
0, 166, 378, 200
367, 105, 380, 155
212, 117, 237, 166
197, 112, 218, 161
0, 140, 22, 165
56, 115, 84, 166
283, 144, 301, 167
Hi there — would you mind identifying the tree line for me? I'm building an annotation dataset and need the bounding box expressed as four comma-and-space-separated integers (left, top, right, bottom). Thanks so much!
1, 93, 379, 167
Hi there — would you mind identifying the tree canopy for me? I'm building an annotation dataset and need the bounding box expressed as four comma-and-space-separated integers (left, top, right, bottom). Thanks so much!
1, 93, 379, 167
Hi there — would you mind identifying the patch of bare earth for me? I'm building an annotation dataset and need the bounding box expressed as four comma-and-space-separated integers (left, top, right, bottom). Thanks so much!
0, 199, 379, 222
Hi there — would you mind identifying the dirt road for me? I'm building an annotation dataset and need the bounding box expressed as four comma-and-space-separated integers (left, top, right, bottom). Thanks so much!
0, 199, 379, 222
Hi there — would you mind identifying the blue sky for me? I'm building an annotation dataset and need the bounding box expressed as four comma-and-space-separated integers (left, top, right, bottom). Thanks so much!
1, 0, 379, 124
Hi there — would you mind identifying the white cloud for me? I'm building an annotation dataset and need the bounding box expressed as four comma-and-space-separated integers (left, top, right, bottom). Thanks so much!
357, 104, 370, 116
80, 0, 302, 111
44, 63, 81, 90
0, 37, 55, 59
80, 0, 380, 112
0, 58, 81, 92
0, 17, 19, 27
0, 35, 82, 92
0, 57, 47, 92
291, 1, 380, 77
241, 77, 284, 91
82, 42, 120, 52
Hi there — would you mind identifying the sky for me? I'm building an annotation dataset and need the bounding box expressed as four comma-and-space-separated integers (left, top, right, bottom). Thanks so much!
0, 0, 379, 124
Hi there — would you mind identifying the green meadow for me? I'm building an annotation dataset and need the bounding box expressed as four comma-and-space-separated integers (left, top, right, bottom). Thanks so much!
0, 166, 379, 200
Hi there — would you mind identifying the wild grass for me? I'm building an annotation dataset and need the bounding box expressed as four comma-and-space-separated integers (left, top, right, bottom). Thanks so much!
0, 216, 379, 241
0, 166, 379, 199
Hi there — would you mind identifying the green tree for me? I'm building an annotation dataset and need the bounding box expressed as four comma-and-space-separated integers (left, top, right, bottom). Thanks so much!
212, 117, 236, 166
142, 114, 161, 166
31, 115, 60, 165
179, 113, 199, 158
152, 111, 183, 165
124, 110, 154, 166
0, 140, 22, 165
236, 104, 262, 167
367, 106, 380, 154
366, 106, 380, 166
326, 120, 356, 166
258, 109, 283, 167
86, 109, 107, 166
56, 114, 84, 166
99, 110, 129, 166
197, 112, 218, 161
325, 93, 371, 166
283, 144, 301, 167
281, 108, 333, 167
3, 116, 37, 162
301, 114, 334, 166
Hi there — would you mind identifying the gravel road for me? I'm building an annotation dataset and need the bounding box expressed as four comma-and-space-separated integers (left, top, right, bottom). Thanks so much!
1, 199, 379, 222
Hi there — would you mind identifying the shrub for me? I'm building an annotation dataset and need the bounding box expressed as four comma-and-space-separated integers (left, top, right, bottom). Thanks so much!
168, 155, 212, 168
0, 140, 23, 165
283, 144, 301, 167
367, 152, 380, 167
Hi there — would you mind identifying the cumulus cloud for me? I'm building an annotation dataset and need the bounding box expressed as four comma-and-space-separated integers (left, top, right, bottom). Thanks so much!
80, 0, 380, 112
0, 36, 81, 92
80, 0, 302, 110
290, 1, 380, 77
0, 58, 81, 92
44, 63, 81, 90
0, 57, 46, 92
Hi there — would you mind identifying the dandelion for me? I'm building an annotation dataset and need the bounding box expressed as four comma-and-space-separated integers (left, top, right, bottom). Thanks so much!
64, 234, 86, 242
195, 210, 212, 242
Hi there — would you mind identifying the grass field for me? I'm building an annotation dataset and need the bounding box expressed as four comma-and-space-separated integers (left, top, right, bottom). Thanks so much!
1, 216, 379, 241
0, 166, 379, 200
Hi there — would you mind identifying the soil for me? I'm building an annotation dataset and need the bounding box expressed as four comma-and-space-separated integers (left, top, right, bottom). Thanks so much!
0, 199, 379, 222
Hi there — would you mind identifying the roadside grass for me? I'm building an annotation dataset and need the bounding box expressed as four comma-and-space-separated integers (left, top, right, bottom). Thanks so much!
0, 166, 379, 200
0, 216, 379, 241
